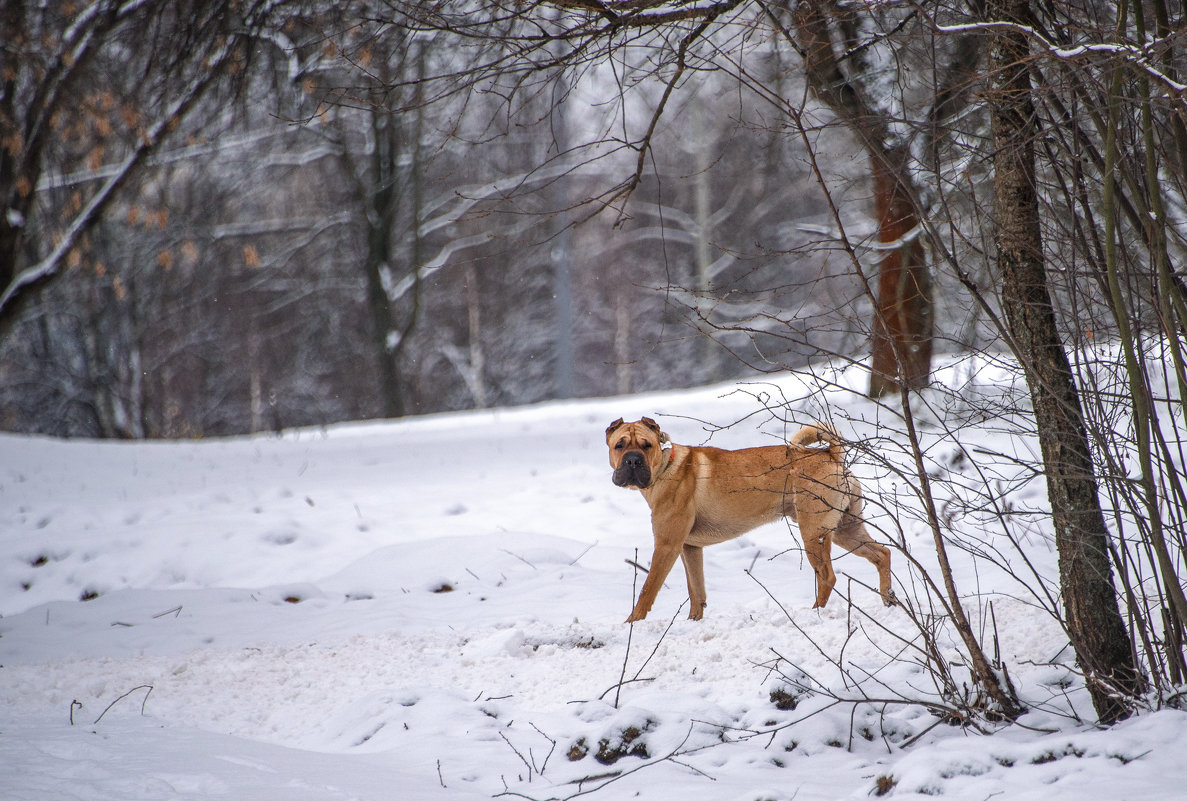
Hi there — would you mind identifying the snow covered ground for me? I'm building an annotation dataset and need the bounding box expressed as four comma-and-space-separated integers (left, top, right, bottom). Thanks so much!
3, 367, 1186, 800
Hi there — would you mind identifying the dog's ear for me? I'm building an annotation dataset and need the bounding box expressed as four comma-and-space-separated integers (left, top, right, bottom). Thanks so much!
605, 418, 625, 439
641, 417, 670, 446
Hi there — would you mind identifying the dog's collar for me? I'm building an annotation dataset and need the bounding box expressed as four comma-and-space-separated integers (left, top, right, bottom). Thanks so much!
658, 441, 675, 474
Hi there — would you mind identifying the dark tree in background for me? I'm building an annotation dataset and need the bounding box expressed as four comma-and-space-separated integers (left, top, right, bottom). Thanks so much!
985, 0, 1138, 724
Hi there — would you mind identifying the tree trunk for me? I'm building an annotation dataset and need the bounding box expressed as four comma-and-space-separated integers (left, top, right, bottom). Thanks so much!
868, 147, 932, 398
549, 62, 575, 400
463, 264, 487, 408
364, 108, 405, 418
987, 0, 1139, 724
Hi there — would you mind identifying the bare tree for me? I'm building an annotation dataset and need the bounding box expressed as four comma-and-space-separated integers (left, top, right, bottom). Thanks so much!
782, 1, 936, 397
314, 23, 430, 418
984, 0, 1138, 723
0, 0, 288, 336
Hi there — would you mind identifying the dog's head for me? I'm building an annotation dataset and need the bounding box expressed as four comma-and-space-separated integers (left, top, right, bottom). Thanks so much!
605, 417, 669, 490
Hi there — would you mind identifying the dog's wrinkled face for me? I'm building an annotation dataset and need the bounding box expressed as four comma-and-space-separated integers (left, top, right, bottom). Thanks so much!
606, 417, 666, 489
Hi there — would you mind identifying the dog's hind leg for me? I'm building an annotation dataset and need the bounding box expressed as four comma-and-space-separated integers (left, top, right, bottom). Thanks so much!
792, 484, 842, 608
802, 529, 838, 608
832, 491, 894, 606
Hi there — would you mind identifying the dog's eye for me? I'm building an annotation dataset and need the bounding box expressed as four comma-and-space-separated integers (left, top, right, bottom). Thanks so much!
615, 442, 626, 450
641, 441, 652, 450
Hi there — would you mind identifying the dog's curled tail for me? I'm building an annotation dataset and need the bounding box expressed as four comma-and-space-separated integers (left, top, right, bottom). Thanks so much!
790, 423, 845, 457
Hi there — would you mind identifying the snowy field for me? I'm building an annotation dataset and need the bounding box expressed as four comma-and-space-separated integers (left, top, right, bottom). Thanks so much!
3, 366, 1186, 800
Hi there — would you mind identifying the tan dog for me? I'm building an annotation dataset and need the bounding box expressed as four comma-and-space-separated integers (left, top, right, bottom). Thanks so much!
606, 417, 893, 622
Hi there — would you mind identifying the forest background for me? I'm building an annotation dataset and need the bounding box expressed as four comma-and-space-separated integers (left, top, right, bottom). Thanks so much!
1, 0, 998, 439
3, 0, 869, 439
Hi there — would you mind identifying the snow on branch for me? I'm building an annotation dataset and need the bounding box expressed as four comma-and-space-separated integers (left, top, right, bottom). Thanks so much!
382, 158, 586, 305
550, 0, 743, 28
796, 220, 924, 252
36, 128, 338, 193
933, 19, 1187, 96
417, 161, 577, 239
386, 232, 494, 304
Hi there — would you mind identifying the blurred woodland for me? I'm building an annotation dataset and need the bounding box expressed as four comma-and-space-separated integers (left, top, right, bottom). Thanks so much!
2, 2, 1184, 439
0, 1, 868, 438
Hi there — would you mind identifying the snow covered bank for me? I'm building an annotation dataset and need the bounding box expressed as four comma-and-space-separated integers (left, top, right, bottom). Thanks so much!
3, 374, 1185, 799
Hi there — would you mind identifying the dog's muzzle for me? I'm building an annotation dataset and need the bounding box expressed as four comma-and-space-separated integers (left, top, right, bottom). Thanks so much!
612, 450, 651, 489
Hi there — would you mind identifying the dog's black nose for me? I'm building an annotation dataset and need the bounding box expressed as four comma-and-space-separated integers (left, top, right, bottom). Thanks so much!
623, 451, 645, 469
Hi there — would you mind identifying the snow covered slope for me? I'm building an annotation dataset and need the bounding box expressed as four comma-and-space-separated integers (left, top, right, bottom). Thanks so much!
2, 373, 1185, 800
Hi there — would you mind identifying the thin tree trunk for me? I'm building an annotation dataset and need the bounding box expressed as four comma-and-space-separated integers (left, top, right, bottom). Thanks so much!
987, 0, 1138, 724
363, 109, 404, 418
463, 264, 487, 409
614, 290, 631, 395
550, 63, 575, 400
386, 41, 428, 417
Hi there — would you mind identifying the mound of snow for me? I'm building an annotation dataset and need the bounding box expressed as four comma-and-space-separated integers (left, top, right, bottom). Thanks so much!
3, 373, 1185, 800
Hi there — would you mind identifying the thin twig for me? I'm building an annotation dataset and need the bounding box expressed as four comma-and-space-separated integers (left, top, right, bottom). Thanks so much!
500, 731, 534, 780
529, 723, 558, 776
614, 549, 641, 709
501, 549, 538, 569
93, 684, 153, 724
569, 541, 597, 566
632, 600, 687, 682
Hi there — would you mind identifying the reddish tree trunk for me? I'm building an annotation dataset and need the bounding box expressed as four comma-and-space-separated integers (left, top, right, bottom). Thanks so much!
869, 151, 932, 398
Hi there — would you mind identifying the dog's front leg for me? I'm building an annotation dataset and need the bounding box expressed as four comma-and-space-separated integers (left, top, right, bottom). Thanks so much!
626, 511, 693, 622
626, 543, 682, 622
681, 544, 707, 620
